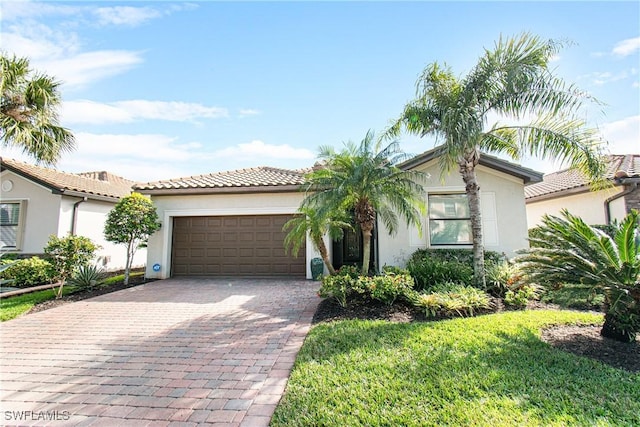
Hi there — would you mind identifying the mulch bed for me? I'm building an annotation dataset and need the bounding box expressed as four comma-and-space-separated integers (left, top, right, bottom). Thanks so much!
313, 297, 640, 373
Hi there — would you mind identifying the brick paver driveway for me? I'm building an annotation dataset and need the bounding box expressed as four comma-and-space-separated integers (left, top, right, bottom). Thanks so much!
0, 278, 320, 426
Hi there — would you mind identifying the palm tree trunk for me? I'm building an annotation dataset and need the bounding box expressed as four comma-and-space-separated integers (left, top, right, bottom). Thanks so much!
459, 152, 485, 289
315, 238, 336, 275
361, 228, 372, 276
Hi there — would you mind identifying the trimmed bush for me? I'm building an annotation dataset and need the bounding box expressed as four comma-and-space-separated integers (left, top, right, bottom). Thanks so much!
407, 248, 506, 291
0, 257, 57, 288
353, 273, 415, 306
414, 284, 492, 318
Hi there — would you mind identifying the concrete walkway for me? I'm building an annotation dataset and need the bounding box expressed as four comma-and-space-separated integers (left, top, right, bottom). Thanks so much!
0, 278, 320, 426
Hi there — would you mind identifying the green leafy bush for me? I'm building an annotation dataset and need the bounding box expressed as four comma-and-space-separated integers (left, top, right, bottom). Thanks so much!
504, 285, 539, 308
353, 273, 414, 305
407, 248, 505, 291
0, 257, 56, 288
414, 284, 492, 318
319, 274, 353, 308
44, 234, 99, 298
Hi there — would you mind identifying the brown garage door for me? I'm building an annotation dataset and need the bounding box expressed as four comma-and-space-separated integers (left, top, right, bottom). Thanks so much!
171, 215, 306, 277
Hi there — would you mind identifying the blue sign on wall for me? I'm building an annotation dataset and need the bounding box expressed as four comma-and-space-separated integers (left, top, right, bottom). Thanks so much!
152, 263, 161, 272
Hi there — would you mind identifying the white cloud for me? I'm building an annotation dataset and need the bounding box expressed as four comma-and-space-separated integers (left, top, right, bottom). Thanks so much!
62, 100, 229, 124
73, 132, 196, 162
93, 6, 162, 27
62, 100, 134, 124
212, 140, 316, 161
600, 115, 640, 154
114, 101, 228, 122
238, 109, 261, 118
612, 37, 640, 57
44, 51, 143, 89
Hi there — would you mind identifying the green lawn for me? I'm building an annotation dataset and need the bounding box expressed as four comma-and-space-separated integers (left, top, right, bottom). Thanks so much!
0, 286, 75, 321
272, 310, 639, 427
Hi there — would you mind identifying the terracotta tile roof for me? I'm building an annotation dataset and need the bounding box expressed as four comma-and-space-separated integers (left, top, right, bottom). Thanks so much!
1, 157, 135, 200
524, 154, 640, 200
135, 166, 309, 193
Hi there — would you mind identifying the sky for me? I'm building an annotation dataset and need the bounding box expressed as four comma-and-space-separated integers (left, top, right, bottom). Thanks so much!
1, 0, 639, 183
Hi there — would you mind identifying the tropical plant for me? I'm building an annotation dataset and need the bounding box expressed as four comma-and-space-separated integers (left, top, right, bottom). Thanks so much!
517, 209, 640, 342
414, 283, 492, 318
1, 53, 75, 164
302, 130, 428, 275
67, 264, 105, 289
104, 193, 160, 285
283, 206, 352, 275
44, 234, 98, 298
386, 33, 606, 288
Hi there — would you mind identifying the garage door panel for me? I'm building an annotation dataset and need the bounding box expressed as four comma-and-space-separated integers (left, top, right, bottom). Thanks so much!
172, 215, 305, 277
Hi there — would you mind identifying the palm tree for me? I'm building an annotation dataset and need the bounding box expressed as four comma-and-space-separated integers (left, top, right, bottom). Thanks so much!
283, 205, 352, 275
302, 130, 428, 276
518, 209, 640, 343
386, 33, 606, 288
1, 53, 75, 164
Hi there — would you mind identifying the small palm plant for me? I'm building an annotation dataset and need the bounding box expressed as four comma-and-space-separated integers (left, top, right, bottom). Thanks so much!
517, 209, 640, 343
283, 205, 352, 276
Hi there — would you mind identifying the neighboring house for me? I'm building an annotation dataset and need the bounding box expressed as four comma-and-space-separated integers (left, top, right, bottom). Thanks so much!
137, 148, 542, 280
525, 154, 640, 228
0, 158, 144, 271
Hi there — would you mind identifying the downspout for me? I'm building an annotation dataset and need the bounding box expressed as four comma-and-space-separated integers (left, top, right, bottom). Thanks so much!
71, 197, 88, 235
604, 180, 639, 225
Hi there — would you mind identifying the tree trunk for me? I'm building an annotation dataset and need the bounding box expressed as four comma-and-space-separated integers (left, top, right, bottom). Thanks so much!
315, 237, 336, 275
361, 227, 372, 276
459, 151, 485, 289
124, 242, 132, 286
355, 200, 376, 276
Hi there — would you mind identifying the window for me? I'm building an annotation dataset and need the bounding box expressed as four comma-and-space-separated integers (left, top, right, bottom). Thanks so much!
428, 194, 472, 245
0, 201, 24, 250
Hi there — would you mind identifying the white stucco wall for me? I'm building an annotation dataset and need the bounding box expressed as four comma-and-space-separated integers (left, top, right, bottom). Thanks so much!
378, 161, 530, 269
0, 170, 61, 253
525, 186, 626, 228
70, 199, 147, 271
145, 191, 317, 279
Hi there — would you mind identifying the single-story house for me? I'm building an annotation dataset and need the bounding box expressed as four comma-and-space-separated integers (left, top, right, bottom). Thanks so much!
525, 154, 640, 228
0, 157, 144, 271
137, 148, 542, 280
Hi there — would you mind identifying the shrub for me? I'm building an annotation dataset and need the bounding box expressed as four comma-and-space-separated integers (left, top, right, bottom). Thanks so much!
67, 264, 105, 290
414, 284, 492, 318
44, 234, 99, 298
353, 273, 414, 305
319, 274, 353, 308
0, 257, 56, 288
406, 248, 505, 291
504, 285, 539, 308
485, 260, 522, 297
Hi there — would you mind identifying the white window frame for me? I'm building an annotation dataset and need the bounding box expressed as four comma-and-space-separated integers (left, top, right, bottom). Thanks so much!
427, 192, 472, 247
0, 200, 27, 251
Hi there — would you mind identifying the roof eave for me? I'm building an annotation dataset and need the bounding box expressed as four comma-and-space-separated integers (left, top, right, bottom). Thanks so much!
135, 184, 304, 196
400, 148, 543, 184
